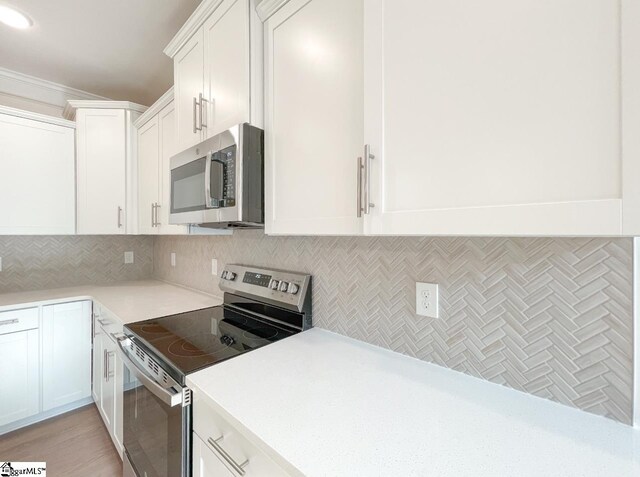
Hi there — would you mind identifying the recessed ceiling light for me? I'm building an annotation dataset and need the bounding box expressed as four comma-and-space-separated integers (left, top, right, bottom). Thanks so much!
0, 4, 32, 29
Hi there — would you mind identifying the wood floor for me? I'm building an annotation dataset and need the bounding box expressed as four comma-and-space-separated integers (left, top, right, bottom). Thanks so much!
0, 404, 122, 476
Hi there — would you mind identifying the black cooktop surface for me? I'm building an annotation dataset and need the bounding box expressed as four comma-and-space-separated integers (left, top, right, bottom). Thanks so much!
125, 305, 297, 380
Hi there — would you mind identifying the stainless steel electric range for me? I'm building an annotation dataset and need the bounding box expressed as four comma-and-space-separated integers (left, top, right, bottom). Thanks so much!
116, 264, 312, 477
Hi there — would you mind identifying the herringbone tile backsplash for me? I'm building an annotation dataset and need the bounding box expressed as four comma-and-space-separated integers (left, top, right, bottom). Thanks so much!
154, 233, 634, 424
0, 236, 154, 292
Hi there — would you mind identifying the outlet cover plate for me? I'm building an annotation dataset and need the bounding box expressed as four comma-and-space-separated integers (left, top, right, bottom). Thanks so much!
170, 252, 176, 267
211, 258, 218, 276
124, 251, 134, 264
416, 282, 439, 318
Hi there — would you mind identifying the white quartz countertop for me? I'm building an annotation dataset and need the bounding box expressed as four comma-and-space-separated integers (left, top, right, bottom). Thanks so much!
0, 280, 222, 323
187, 328, 640, 477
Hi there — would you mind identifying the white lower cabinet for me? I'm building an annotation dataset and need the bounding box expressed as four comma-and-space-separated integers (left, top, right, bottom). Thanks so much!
0, 302, 91, 434
92, 304, 125, 456
0, 308, 39, 427
42, 301, 92, 411
193, 391, 290, 476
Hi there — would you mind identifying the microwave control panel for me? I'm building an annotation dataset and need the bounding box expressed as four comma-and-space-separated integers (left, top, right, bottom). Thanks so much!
210, 145, 236, 208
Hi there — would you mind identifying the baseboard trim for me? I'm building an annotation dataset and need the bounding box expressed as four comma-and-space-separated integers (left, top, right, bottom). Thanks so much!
0, 396, 94, 436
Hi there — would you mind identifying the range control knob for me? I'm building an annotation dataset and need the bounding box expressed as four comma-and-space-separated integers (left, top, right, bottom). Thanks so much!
287, 283, 299, 295
269, 279, 280, 290
227, 272, 237, 281
221, 271, 228, 279
220, 335, 235, 346
278, 281, 289, 292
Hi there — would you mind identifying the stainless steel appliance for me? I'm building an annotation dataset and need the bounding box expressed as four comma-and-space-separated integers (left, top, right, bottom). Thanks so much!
115, 265, 312, 477
169, 123, 264, 229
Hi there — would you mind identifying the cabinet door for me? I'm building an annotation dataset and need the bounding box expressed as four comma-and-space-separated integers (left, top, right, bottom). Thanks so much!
92, 323, 102, 404
203, 0, 251, 137
99, 332, 117, 431
137, 115, 160, 235
175, 31, 205, 152
365, 0, 623, 236
0, 329, 39, 426
0, 113, 75, 234
264, 0, 364, 235
158, 102, 188, 234
42, 301, 92, 411
76, 108, 127, 234
193, 433, 236, 477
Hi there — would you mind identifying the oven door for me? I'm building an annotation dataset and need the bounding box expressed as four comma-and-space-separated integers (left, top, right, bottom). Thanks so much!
116, 336, 190, 477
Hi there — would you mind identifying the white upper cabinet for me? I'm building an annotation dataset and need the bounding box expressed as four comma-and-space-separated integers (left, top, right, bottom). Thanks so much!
263, 0, 364, 235
42, 301, 92, 412
260, 0, 640, 236
175, 31, 205, 151
0, 107, 75, 235
203, 0, 251, 137
364, 0, 635, 236
136, 89, 189, 235
71, 101, 147, 235
165, 0, 262, 151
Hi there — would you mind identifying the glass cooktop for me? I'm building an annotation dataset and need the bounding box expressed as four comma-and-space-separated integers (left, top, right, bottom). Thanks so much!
125, 305, 297, 381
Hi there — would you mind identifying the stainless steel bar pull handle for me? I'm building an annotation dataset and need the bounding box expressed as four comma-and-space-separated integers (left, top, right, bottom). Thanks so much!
207, 436, 248, 475
0, 318, 18, 326
364, 144, 375, 214
357, 156, 363, 218
151, 203, 155, 227
155, 203, 160, 226
117, 206, 123, 228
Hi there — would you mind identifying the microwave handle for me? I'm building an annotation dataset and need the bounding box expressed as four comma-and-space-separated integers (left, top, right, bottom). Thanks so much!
204, 150, 212, 208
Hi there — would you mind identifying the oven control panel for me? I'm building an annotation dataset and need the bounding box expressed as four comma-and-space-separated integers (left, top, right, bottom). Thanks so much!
219, 264, 311, 313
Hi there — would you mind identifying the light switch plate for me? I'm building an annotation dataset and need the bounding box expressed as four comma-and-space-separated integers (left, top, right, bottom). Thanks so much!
416, 282, 439, 318
170, 252, 176, 267
124, 251, 134, 264
211, 258, 218, 276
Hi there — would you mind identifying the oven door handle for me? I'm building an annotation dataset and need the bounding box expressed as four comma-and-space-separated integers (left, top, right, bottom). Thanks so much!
113, 334, 184, 408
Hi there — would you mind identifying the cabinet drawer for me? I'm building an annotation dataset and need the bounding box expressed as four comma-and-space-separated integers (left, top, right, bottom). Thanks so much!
0, 307, 38, 335
94, 305, 123, 338
193, 394, 290, 476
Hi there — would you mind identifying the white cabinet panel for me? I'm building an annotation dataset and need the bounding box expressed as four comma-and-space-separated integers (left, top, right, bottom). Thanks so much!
92, 323, 102, 404
159, 103, 188, 234
204, 0, 251, 137
76, 108, 127, 234
175, 32, 205, 151
264, 0, 364, 235
138, 115, 160, 235
364, 0, 625, 235
0, 112, 75, 234
99, 332, 117, 431
42, 301, 92, 411
0, 328, 39, 426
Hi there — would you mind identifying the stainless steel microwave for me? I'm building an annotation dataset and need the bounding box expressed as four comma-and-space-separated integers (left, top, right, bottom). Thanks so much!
169, 123, 264, 228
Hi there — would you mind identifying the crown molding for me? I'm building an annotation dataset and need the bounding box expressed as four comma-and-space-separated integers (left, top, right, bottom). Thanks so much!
0, 104, 76, 128
0, 66, 109, 119
133, 87, 174, 128
64, 100, 149, 121
164, 0, 225, 58
256, 0, 290, 21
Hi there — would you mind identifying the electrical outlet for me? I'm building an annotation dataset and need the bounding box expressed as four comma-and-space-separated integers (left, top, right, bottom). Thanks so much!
211, 258, 218, 276
171, 252, 176, 267
416, 282, 439, 318
124, 251, 134, 264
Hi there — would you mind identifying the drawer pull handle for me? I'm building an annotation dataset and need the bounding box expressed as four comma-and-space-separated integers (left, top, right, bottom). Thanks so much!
207, 436, 248, 475
97, 319, 111, 326
0, 319, 19, 326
